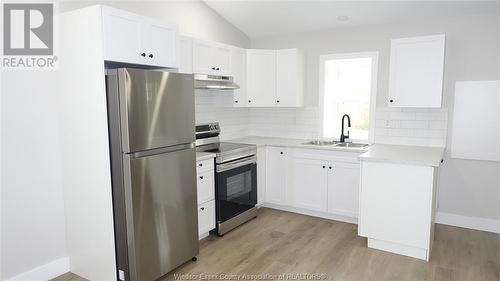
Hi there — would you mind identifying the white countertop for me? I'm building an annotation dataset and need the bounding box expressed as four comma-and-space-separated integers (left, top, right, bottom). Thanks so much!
196, 151, 216, 161
227, 136, 370, 153
359, 144, 445, 167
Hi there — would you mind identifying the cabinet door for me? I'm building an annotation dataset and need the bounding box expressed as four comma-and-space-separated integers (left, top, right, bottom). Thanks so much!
265, 147, 286, 204
197, 170, 215, 204
198, 200, 215, 236
179, 37, 193, 74
192, 40, 215, 74
276, 49, 304, 107
141, 22, 178, 68
231, 48, 246, 107
213, 46, 232, 76
327, 161, 360, 218
246, 49, 277, 107
102, 9, 142, 64
388, 34, 445, 107
289, 157, 328, 212
256, 147, 266, 205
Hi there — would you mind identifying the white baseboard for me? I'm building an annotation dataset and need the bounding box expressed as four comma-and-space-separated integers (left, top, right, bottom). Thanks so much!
435, 212, 500, 234
262, 203, 358, 224
6, 256, 70, 281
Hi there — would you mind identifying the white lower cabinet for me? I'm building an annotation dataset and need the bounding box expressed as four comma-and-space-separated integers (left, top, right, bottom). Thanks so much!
265, 147, 287, 205
358, 161, 437, 260
256, 147, 267, 205
196, 157, 215, 239
264, 147, 361, 221
327, 162, 360, 218
198, 200, 215, 237
289, 157, 328, 212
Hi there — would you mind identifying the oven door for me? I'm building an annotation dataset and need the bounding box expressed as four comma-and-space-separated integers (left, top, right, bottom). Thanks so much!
215, 155, 257, 223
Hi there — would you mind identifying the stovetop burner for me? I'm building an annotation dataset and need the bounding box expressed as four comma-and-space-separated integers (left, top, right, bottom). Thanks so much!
195, 122, 256, 164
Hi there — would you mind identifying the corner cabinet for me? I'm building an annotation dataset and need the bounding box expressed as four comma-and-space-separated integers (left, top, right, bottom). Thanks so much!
276, 49, 304, 107
231, 47, 247, 107
246, 49, 277, 107
388, 34, 445, 108
101, 6, 179, 68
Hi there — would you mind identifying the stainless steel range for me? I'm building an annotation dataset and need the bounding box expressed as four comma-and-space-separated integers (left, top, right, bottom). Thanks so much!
195, 122, 258, 236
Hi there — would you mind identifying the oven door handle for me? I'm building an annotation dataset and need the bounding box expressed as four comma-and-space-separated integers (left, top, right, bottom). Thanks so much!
216, 155, 256, 173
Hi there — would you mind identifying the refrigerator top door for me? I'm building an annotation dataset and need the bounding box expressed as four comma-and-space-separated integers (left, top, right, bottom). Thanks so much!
117, 68, 195, 153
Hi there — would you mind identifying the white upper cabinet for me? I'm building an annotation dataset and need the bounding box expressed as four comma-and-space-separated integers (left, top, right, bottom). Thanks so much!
101, 6, 179, 68
192, 40, 232, 76
141, 22, 178, 67
231, 47, 246, 107
178, 36, 193, 73
388, 34, 445, 108
246, 49, 277, 107
276, 49, 305, 107
102, 8, 142, 65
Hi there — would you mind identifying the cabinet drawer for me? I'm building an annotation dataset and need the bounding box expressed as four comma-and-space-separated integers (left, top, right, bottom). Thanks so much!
196, 158, 214, 173
198, 200, 215, 236
197, 170, 215, 204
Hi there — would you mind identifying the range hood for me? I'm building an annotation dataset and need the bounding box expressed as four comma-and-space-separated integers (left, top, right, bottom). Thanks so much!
194, 74, 240, 90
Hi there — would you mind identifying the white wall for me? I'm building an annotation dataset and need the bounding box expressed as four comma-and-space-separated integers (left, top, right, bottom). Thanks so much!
250, 12, 500, 221
1, 71, 67, 280
0, 1, 249, 279
59, 0, 250, 48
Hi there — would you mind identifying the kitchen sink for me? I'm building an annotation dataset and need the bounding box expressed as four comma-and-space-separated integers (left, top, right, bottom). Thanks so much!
334, 142, 369, 148
303, 140, 369, 148
303, 140, 339, 146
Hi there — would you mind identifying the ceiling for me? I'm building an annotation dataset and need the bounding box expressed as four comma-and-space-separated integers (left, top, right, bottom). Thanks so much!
204, 1, 500, 39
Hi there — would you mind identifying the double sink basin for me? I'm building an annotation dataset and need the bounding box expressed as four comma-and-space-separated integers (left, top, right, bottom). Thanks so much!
303, 140, 369, 148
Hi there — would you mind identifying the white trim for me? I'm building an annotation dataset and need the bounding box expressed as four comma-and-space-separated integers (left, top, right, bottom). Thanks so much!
318, 51, 379, 143
262, 202, 358, 224
6, 257, 70, 281
368, 238, 428, 261
435, 212, 500, 234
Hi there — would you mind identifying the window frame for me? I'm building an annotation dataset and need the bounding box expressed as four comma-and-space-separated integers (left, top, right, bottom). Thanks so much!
318, 51, 379, 143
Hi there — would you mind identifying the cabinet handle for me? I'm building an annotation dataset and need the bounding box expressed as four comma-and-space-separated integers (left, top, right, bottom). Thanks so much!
198, 163, 203, 167
322, 165, 326, 168
141, 53, 146, 57
149, 54, 153, 58
277, 100, 280, 103
329, 166, 332, 169
216, 67, 220, 71
235, 100, 239, 103
280, 152, 284, 155
389, 99, 394, 103
199, 176, 204, 179
248, 100, 251, 103
200, 207, 205, 211
212, 67, 216, 70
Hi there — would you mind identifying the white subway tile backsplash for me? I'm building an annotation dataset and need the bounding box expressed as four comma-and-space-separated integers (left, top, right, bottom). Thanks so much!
374, 107, 448, 147
389, 111, 416, 120
196, 94, 448, 148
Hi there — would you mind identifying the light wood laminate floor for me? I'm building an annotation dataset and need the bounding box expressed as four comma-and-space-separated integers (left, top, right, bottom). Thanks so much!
53, 207, 500, 281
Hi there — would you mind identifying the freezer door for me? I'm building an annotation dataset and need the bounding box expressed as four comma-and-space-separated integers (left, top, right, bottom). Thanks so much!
117, 68, 195, 153
124, 147, 198, 281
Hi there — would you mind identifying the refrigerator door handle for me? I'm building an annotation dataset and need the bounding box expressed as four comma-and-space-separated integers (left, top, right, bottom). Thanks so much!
129, 143, 195, 159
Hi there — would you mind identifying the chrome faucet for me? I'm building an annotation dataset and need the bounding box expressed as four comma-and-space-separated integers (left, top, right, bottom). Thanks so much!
340, 114, 351, 143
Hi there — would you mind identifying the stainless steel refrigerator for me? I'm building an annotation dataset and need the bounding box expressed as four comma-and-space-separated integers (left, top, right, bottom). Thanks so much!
106, 68, 198, 281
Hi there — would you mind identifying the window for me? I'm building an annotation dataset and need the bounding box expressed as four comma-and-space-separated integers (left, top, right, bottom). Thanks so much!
319, 52, 378, 142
